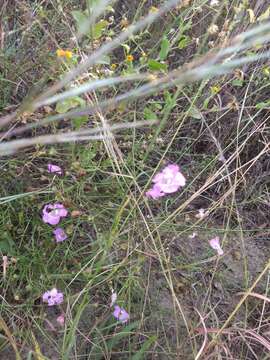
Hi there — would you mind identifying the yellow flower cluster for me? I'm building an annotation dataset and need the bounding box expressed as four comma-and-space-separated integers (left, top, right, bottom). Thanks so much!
56, 49, 73, 59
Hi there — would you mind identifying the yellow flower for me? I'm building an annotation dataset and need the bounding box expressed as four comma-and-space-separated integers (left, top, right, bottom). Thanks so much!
126, 54, 134, 62
56, 49, 65, 57
111, 63, 117, 70
210, 85, 221, 95
56, 49, 73, 59
64, 50, 73, 59
149, 6, 159, 13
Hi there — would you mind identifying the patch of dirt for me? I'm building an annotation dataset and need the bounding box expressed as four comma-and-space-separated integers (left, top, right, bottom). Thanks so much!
142, 231, 270, 358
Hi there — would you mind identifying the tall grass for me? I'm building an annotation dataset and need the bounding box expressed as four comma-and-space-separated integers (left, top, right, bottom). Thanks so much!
1, 0, 270, 359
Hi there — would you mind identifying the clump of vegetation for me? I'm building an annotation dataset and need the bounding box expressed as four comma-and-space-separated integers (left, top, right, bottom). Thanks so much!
0, 0, 270, 358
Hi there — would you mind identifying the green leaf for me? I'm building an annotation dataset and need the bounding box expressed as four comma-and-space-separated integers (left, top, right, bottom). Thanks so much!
178, 18, 192, 34
148, 59, 167, 72
144, 107, 158, 121
56, 96, 86, 114
105, 5, 115, 13
164, 91, 176, 109
87, 0, 100, 7
159, 36, 170, 61
188, 107, 202, 119
90, 321, 139, 360
90, 20, 109, 39
0, 232, 15, 255
72, 10, 89, 34
131, 336, 157, 360
153, 103, 163, 110
255, 100, 270, 109
106, 322, 139, 351
232, 79, 244, 87
72, 115, 88, 129
178, 35, 190, 49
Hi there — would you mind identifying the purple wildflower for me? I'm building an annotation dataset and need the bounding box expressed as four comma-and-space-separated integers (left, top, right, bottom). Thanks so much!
42, 203, 68, 225
113, 305, 129, 323
209, 236, 224, 256
146, 164, 186, 199
42, 288, 64, 306
48, 164, 63, 175
53, 228, 67, 243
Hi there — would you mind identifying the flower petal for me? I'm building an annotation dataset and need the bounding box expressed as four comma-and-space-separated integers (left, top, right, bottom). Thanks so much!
209, 236, 224, 256
53, 228, 67, 243
48, 164, 63, 175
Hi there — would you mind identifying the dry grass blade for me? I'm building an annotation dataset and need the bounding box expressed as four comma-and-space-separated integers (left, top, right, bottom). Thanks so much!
0, 317, 21, 360
206, 260, 270, 352
35, 73, 147, 108
194, 308, 208, 360
237, 292, 270, 303
241, 329, 270, 352
0, 120, 157, 155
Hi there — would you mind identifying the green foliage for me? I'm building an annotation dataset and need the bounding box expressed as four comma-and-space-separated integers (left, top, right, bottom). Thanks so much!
148, 59, 167, 72
90, 322, 140, 359
255, 99, 270, 109
72, 10, 108, 39
159, 36, 170, 61
71, 10, 89, 35
56, 96, 88, 129
91, 20, 109, 40
178, 35, 190, 49
231, 78, 244, 87
0, 231, 15, 255
131, 336, 157, 360
144, 107, 158, 120
55, 96, 85, 114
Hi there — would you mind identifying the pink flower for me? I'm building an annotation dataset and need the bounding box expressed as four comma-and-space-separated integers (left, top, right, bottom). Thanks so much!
42, 203, 68, 225
146, 164, 186, 199
209, 236, 224, 256
145, 184, 165, 199
48, 164, 63, 175
56, 314, 65, 326
42, 288, 64, 306
53, 228, 67, 242
113, 305, 129, 323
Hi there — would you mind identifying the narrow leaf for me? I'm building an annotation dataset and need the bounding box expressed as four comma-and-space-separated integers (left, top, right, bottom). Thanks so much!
148, 59, 167, 72
131, 336, 157, 360
159, 36, 170, 60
